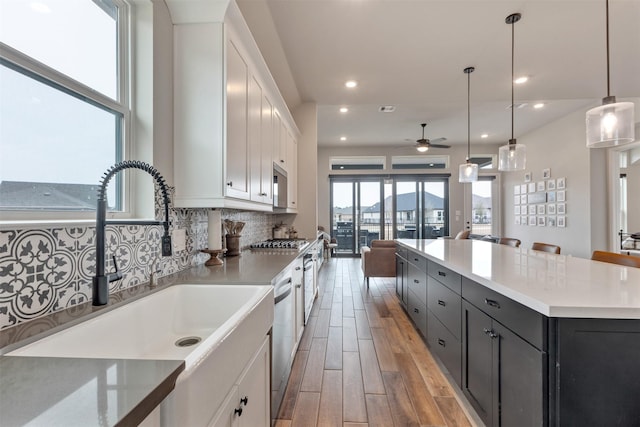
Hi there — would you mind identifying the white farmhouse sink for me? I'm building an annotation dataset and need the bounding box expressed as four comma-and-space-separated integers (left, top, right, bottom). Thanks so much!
9, 283, 274, 426
9, 284, 273, 370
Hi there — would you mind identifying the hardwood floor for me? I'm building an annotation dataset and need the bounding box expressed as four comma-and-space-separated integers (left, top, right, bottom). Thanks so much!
275, 257, 477, 427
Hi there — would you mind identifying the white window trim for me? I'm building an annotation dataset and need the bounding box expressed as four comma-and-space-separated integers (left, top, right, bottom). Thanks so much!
0, 0, 141, 224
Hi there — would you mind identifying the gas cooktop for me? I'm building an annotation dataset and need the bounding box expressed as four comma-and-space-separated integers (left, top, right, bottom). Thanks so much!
250, 239, 309, 250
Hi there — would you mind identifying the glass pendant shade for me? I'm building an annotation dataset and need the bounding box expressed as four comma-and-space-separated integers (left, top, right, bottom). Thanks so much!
459, 161, 478, 183
498, 141, 526, 171
586, 100, 635, 147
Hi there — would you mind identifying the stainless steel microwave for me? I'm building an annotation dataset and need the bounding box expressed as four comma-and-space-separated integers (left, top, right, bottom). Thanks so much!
273, 164, 288, 209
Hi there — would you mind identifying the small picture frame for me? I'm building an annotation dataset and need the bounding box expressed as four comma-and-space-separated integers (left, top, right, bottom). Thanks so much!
538, 216, 546, 226
557, 216, 566, 227
529, 205, 537, 215
542, 168, 551, 179
524, 172, 532, 182
548, 204, 556, 215
515, 205, 521, 215
521, 184, 528, 194
529, 216, 537, 226
528, 182, 536, 193
521, 215, 528, 225
557, 190, 566, 202
557, 203, 566, 215
514, 185, 521, 195
557, 177, 566, 189
514, 195, 521, 205
547, 191, 556, 202
537, 204, 546, 215
521, 194, 528, 204
547, 179, 556, 191
537, 181, 545, 192
515, 215, 521, 225
547, 216, 556, 227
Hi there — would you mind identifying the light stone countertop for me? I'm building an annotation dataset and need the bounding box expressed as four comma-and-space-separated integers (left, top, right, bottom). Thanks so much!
0, 245, 314, 427
397, 239, 640, 319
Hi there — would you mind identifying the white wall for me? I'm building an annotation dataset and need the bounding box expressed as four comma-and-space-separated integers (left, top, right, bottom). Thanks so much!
501, 107, 609, 258
316, 143, 501, 237
292, 102, 318, 239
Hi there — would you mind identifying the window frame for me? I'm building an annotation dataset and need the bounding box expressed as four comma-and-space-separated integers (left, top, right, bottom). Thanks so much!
0, 0, 133, 224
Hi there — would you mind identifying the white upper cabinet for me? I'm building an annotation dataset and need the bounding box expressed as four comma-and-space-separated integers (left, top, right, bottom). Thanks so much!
172, 1, 298, 211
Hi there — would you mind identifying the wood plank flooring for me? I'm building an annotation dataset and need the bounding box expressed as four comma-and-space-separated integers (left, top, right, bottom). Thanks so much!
275, 257, 476, 427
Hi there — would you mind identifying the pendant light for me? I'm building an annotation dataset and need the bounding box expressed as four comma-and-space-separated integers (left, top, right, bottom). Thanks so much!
498, 13, 526, 172
586, 0, 635, 148
459, 66, 478, 183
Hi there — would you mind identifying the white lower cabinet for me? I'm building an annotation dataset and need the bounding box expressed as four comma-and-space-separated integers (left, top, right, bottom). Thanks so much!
208, 336, 270, 427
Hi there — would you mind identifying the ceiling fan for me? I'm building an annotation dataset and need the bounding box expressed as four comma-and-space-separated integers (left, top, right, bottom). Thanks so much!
413, 123, 449, 152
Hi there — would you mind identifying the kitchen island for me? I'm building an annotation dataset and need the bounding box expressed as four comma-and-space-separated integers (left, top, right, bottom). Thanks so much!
395, 238, 640, 427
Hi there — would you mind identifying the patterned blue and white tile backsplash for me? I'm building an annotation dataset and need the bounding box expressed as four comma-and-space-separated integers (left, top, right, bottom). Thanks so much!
0, 191, 291, 330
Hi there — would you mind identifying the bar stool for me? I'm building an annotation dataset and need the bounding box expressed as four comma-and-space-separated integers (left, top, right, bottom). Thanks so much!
499, 237, 521, 248
531, 242, 561, 254
455, 230, 470, 239
591, 250, 640, 268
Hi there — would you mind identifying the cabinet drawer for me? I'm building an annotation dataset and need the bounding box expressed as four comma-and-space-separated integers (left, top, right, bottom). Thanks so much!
408, 290, 428, 339
407, 263, 427, 306
461, 277, 546, 350
428, 260, 461, 293
408, 251, 428, 273
395, 246, 408, 260
428, 311, 461, 387
427, 277, 461, 340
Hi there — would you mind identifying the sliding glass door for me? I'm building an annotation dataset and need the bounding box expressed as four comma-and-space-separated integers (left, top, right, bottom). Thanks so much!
331, 175, 449, 256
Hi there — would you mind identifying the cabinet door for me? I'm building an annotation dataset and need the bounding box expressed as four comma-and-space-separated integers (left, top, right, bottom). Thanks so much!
292, 261, 304, 347
248, 74, 263, 203
237, 337, 271, 427
395, 256, 405, 303
493, 322, 545, 427
226, 40, 250, 200
272, 112, 286, 169
286, 132, 297, 209
462, 301, 494, 427
407, 262, 427, 306
208, 385, 240, 427
259, 94, 274, 203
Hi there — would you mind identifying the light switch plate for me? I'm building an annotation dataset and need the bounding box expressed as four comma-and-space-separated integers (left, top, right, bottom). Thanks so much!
172, 229, 186, 252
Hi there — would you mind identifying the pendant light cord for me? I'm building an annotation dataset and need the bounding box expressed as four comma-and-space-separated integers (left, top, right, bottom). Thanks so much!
606, 0, 611, 97
467, 69, 471, 161
511, 18, 515, 142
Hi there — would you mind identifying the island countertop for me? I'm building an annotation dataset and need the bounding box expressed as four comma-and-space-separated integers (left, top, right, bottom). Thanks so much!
396, 239, 640, 319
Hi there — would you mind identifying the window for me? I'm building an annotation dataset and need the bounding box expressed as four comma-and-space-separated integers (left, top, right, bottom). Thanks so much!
0, 0, 129, 216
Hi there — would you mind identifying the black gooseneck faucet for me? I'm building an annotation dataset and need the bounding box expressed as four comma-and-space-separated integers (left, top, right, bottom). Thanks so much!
93, 161, 172, 306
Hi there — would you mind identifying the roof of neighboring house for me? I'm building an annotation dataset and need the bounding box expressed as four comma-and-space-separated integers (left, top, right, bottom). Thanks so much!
0, 181, 100, 210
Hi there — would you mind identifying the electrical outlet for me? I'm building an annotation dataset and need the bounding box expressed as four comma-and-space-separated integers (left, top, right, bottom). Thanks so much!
172, 229, 186, 252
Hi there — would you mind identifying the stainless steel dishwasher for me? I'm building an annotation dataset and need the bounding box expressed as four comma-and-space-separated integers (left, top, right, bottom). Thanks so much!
271, 269, 294, 421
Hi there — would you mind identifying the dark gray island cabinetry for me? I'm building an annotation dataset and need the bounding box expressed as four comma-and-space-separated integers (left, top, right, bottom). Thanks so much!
395, 238, 640, 427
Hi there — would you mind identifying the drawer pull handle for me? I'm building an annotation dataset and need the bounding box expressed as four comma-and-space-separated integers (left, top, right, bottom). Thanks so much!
414, 258, 419, 262
437, 300, 446, 306
484, 298, 501, 309
438, 338, 446, 347
483, 328, 498, 339
413, 279, 419, 283
438, 271, 446, 277
413, 308, 419, 313
227, 181, 233, 186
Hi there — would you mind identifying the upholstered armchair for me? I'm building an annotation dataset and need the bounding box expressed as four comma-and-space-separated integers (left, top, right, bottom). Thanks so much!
361, 240, 397, 287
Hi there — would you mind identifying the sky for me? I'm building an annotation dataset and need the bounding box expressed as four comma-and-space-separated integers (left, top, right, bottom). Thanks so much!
0, 0, 117, 186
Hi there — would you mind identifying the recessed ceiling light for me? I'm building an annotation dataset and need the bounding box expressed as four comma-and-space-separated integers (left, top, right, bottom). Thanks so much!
481, 133, 489, 139
339, 107, 348, 113
514, 76, 528, 84
30, 1, 51, 13
345, 80, 357, 88
533, 103, 545, 109
340, 136, 347, 141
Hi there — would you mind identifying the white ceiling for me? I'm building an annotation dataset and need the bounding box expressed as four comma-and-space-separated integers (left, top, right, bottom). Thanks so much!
237, 0, 640, 150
